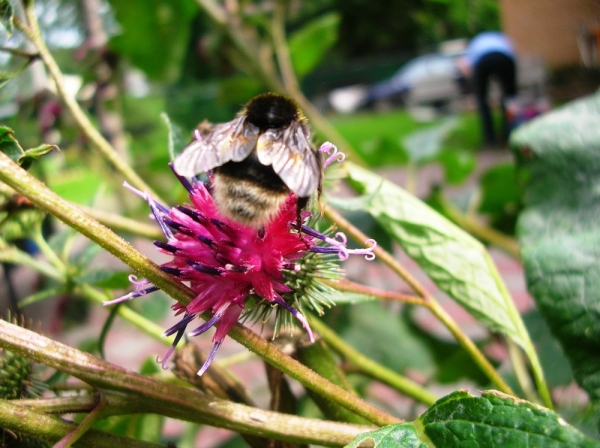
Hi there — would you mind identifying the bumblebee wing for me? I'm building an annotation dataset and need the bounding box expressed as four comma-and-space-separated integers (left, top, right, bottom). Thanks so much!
173, 116, 259, 177
256, 122, 321, 197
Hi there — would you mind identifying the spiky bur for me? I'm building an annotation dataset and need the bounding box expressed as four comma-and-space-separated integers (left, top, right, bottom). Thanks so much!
1, 315, 50, 448
104, 143, 376, 375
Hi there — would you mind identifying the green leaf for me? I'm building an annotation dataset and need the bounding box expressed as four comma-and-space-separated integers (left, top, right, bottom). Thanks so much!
76, 270, 131, 290
0, 0, 14, 36
347, 391, 600, 448
0, 126, 25, 162
512, 92, 600, 401
332, 302, 436, 374
0, 127, 57, 169
345, 162, 531, 351
108, 0, 197, 81
421, 390, 599, 447
401, 117, 458, 166
289, 12, 340, 78
48, 167, 104, 204
346, 423, 425, 448
436, 148, 476, 185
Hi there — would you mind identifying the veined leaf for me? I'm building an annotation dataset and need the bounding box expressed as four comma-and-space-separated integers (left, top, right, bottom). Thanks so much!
347, 390, 599, 448
512, 92, 600, 401
345, 162, 530, 350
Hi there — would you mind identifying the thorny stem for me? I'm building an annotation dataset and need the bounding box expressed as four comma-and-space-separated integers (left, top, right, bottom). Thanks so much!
15, 6, 163, 203
324, 205, 427, 298
323, 204, 516, 396
79, 205, 163, 240
426, 300, 515, 396
0, 322, 375, 446
0, 152, 399, 427
309, 317, 438, 406
0, 399, 165, 448
321, 278, 426, 306
54, 393, 107, 448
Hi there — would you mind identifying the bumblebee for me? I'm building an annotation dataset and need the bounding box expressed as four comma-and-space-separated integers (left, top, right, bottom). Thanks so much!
174, 93, 322, 228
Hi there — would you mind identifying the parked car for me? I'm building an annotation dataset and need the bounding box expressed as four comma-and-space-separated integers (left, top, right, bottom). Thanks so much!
328, 53, 464, 113
364, 53, 464, 108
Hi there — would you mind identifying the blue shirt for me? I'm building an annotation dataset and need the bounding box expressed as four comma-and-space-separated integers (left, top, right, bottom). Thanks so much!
465, 32, 515, 66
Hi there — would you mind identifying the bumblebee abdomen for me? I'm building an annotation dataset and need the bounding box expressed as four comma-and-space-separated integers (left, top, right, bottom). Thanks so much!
212, 155, 290, 227
212, 174, 289, 227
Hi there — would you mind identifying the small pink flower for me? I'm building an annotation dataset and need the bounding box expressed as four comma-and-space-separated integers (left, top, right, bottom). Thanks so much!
106, 144, 376, 375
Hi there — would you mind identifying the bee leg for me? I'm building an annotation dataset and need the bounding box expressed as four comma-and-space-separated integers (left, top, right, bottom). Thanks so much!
296, 197, 311, 248
258, 227, 266, 240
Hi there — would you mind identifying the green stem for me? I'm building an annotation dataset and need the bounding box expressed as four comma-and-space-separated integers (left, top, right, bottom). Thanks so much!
310, 317, 437, 406
0, 245, 62, 281
324, 204, 516, 396
426, 299, 515, 395
321, 278, 426, 306
0, 398, 166, 448
506, 338, 537, 403
20, 286, 66, 307
0, 152, 398, 426
324, 205, 428, 298
0, 151, 187, 303
527, 339, 553, 409
31, 221, 66, 273
77, 284, 170, 346
79, 204, 163, 240
54, 393, 107, 448
484, 251, 552, 408
0, 322, 374, 447
16, 7, 162, 203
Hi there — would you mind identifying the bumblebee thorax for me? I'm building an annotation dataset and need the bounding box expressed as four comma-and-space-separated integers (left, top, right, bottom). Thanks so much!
244, 93, 299, 130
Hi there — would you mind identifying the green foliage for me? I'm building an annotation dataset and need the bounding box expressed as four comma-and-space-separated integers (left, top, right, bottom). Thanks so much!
330, 302, 436, 375
348, 391, 600, 448
0, 126, 56, 170
108, 0, 198, 81
289, 12, 340, 79
0, 0, 13, 36
512, 92, 600, 402
345, 162, 531, 351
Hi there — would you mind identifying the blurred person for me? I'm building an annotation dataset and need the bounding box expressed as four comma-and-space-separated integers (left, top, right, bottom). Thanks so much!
459, 31, 517, 147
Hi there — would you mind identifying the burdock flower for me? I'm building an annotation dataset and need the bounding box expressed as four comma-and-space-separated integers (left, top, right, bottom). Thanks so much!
105, 143, 376, 375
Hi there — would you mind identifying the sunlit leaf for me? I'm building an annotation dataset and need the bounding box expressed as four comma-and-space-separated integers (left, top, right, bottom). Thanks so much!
345, 162, 531, 350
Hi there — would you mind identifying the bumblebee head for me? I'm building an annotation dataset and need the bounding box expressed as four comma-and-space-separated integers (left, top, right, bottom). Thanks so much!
244, 93, 300, 130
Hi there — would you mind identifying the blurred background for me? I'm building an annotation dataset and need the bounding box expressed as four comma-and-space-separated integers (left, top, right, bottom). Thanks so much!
1, 0, 600, 446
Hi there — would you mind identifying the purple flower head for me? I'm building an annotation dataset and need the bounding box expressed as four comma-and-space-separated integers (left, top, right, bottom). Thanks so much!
105, 143, 376, 375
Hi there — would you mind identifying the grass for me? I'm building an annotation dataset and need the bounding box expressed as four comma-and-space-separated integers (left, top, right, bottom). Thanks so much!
329, 108, 482, 167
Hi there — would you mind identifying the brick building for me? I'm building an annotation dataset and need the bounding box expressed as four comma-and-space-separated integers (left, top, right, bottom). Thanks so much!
500, 0, 600, 68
